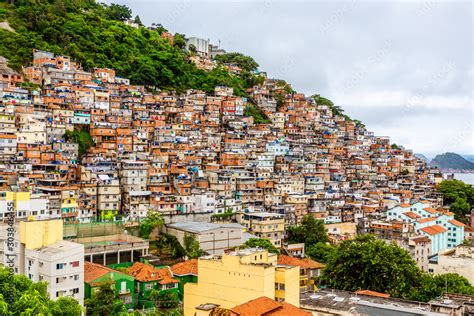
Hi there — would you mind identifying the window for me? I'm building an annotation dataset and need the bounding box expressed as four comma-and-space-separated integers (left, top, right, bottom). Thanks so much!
56, 263, 64, 270
72, 288, 79, 295
71, 261, 79, 268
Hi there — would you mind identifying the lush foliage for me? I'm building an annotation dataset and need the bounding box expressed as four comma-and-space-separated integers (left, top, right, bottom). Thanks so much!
139, 210, 165, 239
214, 52, 259, 72
438, 179, 474, 221
0, 0, 257, 94
210, 211, 234, 221
64, 128, 95, 156
183, 233, 204, 259
306, 242, 337, 263
85, 281, 126, 316
153, 233, 186, 260
244, 104, 271, 124
318, 235, 474, 302
0, 267, 82, 315
149, 290, 180, 309
287, 215, 329, 246
241, 238, 280, 254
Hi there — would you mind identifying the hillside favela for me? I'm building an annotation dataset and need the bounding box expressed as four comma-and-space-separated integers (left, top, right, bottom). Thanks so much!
0, 1, 473, 315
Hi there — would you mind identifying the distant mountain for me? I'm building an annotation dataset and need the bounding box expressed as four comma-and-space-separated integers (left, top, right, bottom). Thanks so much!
414, 153, 430, 163
462, 155, 474, 163
430, 152, 474, 170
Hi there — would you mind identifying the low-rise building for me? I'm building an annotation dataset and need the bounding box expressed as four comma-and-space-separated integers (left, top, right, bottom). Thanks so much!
166, 221, 245, 255
184, 248, 300, 316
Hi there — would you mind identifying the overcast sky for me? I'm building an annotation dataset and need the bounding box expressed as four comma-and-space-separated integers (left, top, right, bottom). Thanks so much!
107, 0, 473, 157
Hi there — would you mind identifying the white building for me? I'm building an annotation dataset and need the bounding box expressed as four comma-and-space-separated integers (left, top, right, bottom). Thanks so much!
428, 245, 474, 285
186, 37, 210, 57
166, 221, 245, 255
0, 220, 84, 305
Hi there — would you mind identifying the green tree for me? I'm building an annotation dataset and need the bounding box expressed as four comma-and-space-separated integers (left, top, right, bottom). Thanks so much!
241, 238, 280, 254
320, 235, 424, 299
149, 290, 180, 309
63, 128, 95, 157
306, 242, 336, 263
50, 297, 83, 316
139, 210, 165, 239
85, 282, 126, 316
104, 3, 132, 21
184, 233, 204, 259
287, 215, 329, 246
450, 197, 471, 219
244, 104, 270, 124
0, 267, 82, 315
438, 179, 474, 220
214, 52, 259, 72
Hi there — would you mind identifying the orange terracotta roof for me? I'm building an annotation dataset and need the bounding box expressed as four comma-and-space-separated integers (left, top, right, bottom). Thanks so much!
355, 290, 390, 298
231, 296, 310, 316
171, 259, 198, 276
444, 211, 455, 217
403, 211, 421, 219
423, 207, 438, 214
417, 217, 437, 224
400, 203, 411, 208
420, 225, 447, 236
277, 255, 325, 270
127, 262, 178, 283
84, 261, 116, 284
449, 219, 465, 227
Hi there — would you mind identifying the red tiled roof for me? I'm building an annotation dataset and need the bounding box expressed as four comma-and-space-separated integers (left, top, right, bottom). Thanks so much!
231, 296, 310, 316
127, 262, 178, 283
171, 259, 198, 276
423, 207, 438, 214
417, 217, 437, 224
400, 203, 411, 208
355, 290, 390, 298
277, 255, 325, 269
84, 261, 120, 285
420, 225, 447, 236
403, 211, 421, 219
449, 219, 465, 227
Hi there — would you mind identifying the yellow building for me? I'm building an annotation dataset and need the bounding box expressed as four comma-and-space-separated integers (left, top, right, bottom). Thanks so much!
184, 248, 300, 316
19, 219, 63, 249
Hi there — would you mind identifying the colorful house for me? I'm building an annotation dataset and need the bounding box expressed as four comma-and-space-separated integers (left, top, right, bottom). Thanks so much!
171, 259, 198, 300
84, 261, 135, 307
127, 262, 179, 308
277, 255, 324, 293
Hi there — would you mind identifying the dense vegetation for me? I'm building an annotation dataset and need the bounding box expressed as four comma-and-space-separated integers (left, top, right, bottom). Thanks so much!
64, 128, 95, 157
241, 238, 280, 254
214, 52, 259, 72
0, 267, 82, 315
0, 0, 257, 95
437, 179, 474, 222
244, 104, 271, 124
312, 235, 474, 302
287, 215, 329, 245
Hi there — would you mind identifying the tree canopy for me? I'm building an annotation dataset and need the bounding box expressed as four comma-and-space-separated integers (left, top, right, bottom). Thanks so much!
139, 210, 165, 239
438, 179, 474, 221
287, 214, 329, 246
318, 235, 474, 302
214, 52, 259, 72
85, 281, 126, 316
0, 0, 259, 95
183, 233, 204, 259
0, 267, 82, 315
241, 238, 280, 254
